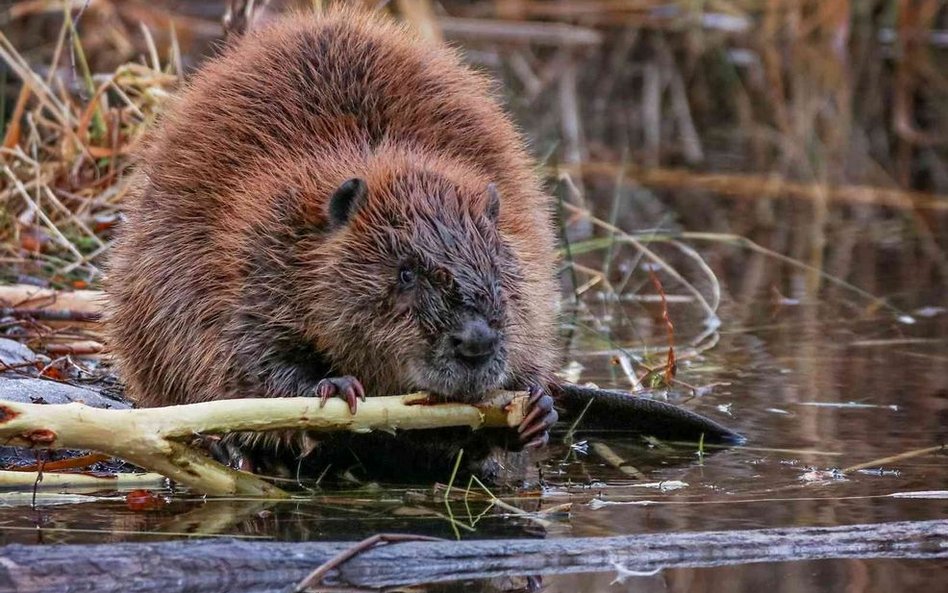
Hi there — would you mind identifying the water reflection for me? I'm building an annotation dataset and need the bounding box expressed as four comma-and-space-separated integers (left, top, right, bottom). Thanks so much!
546, 559, 947, 593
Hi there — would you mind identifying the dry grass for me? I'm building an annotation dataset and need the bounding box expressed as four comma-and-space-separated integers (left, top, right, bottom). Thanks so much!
1, 3, 179, 288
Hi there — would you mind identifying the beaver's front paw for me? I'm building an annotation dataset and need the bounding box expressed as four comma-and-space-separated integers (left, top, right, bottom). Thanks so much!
518, 384, 558, 449
205, 433, 303, 478
316, 375, 366, 414
206, 435, 258, 473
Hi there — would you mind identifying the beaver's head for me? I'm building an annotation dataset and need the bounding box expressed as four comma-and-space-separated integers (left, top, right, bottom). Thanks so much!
300, 165, 527, 402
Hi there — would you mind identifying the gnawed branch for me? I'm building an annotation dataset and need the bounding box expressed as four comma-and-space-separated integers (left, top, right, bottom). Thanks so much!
0, 392, 527, 497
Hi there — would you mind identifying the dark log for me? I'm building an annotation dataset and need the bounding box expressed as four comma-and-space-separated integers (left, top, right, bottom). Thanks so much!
1, 519, 945, 593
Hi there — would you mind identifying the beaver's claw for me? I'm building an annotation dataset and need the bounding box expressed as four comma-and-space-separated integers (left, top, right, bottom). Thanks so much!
518, 384, 558, 449
206, 436, 256, 473
316, 375, 366, 414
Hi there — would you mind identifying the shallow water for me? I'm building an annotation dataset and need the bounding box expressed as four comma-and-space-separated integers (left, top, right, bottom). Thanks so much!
2, 281, 945, 591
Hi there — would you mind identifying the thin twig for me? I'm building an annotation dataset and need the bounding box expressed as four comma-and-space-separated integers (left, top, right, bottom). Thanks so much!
294, 534, 445, 591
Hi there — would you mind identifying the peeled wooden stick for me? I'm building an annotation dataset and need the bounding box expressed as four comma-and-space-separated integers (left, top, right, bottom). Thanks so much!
0, 285, 104, 315
0, 392, 526, 498
0, 469, 167, 490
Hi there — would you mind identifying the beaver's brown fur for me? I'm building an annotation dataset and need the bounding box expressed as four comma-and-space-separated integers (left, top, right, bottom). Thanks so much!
106, 8, 559, 471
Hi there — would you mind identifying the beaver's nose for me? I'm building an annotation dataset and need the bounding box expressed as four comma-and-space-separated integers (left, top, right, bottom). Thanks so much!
451, 317, 499, 366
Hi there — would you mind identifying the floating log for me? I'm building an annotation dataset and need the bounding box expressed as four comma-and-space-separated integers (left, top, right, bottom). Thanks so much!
1, 519, 945, 593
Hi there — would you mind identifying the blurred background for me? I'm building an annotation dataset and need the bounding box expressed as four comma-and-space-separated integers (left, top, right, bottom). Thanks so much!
2, 0, 947, 302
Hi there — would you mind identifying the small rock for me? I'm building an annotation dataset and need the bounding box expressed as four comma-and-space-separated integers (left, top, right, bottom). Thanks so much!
0, 338, 39, 374
0, 377, 131, 409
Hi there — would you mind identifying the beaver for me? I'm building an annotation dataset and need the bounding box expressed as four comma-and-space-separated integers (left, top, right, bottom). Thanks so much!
106, 7, 560, 476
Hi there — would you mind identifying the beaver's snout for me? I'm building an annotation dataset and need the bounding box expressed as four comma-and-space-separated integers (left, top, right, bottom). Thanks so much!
417, 313, 508, 401
451, 315, 499, 367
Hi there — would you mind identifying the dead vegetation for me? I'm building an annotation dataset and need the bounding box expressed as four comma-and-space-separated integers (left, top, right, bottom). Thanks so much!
0, 5, 177, 289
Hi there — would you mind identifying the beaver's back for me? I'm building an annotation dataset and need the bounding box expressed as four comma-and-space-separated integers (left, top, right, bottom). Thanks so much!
147, 10, 545, 219
107, 9, 557, 407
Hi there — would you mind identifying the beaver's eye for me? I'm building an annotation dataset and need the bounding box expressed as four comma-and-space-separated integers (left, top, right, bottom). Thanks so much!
431, 267, 451, 286
398, 267, 416, 287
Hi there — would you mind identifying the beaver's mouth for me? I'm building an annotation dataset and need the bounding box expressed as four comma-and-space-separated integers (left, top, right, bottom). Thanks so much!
408, 352, 508, 404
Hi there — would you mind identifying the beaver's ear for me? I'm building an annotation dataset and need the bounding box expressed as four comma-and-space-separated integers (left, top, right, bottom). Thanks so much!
485, 183, 500, 223
328, 178, 368, 227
